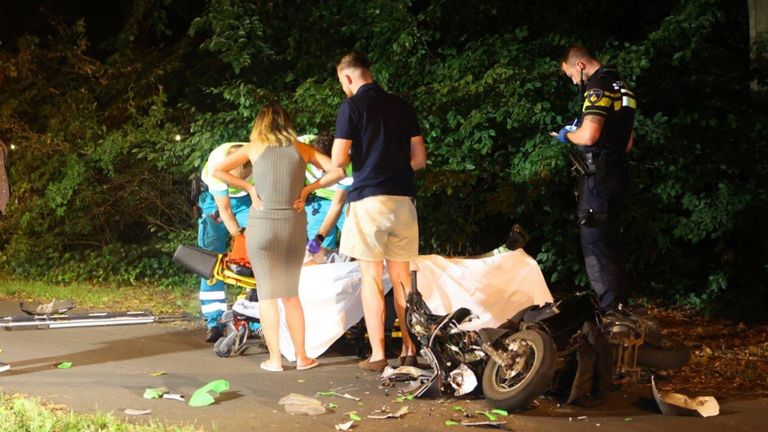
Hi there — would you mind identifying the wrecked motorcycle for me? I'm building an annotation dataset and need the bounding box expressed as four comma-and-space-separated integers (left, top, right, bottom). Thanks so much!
406, 281, 690, 411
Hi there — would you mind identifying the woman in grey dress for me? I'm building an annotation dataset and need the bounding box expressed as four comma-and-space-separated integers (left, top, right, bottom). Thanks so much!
213, 104, 345, 371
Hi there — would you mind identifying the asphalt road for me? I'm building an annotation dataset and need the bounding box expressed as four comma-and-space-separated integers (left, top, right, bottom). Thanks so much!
1, 300, 766, 431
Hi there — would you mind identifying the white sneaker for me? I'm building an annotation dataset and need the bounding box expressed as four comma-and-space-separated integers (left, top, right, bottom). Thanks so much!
0, 362, 10, 372
232, 299, 260, 319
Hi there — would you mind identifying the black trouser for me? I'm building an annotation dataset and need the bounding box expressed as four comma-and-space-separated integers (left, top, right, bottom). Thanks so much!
576, 168, 629, 312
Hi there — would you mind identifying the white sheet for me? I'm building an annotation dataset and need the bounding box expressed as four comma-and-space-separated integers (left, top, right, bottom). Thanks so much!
277, 249, 553, 361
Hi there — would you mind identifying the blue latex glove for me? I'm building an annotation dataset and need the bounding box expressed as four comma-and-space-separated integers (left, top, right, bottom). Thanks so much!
306, 234, 324, 254
555, 118, 580, 143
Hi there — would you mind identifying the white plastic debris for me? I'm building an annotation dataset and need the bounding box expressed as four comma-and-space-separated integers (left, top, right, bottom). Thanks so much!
124, 408, 152, 416
335, 420, 354, 431
651, 376, 720, 417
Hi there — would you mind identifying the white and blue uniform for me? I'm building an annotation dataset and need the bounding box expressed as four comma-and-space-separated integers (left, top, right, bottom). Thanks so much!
197, 142, 253, 328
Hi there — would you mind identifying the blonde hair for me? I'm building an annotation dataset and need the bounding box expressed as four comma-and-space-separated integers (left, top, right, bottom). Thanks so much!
249, 103, 298, 147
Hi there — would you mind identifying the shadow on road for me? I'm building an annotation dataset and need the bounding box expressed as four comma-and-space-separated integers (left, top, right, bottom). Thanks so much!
4, 327, 203, 376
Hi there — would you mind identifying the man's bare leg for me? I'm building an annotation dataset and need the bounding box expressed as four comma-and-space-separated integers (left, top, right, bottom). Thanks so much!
359, 259, 386, 361
386, 260, 416, 358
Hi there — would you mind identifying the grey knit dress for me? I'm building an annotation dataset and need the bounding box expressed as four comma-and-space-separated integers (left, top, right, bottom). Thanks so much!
246, 144, 307, 300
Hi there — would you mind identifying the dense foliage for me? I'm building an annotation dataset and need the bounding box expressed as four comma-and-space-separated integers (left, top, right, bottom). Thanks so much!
1, 0, 766, 318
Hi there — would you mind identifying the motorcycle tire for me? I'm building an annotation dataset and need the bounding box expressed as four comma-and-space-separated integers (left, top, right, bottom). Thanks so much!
636, 340, 690, 370
481, 328, 557, 411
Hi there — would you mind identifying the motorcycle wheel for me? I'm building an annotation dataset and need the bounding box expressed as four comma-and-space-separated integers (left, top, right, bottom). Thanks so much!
481, 329, 557, 411
637, 340, 690, 369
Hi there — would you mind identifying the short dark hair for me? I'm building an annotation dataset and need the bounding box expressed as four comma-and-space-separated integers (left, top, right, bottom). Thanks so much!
560, 46, 596, 64
312, 131, 334, 157
337, 51, 371, 71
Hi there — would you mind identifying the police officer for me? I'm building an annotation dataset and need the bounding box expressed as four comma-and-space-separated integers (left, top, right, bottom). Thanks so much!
555, 46, 637, 312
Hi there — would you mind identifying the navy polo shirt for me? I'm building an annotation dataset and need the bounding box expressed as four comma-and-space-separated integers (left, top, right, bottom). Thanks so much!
335, 82, 421, 203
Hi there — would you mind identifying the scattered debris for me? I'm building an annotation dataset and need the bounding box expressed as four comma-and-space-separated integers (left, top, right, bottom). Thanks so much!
188, 379, 230, 407
368, 406, 409, 419
149, 371, 167, 376
317, 391, 360, 401
445, 420, 460, 426
459, 421, 506, 427
162, 393, 185, 402
278, 393, 326, 415
569, 416, 588, 422
474, 411, 500, 421
381, 365, 432, 381
327, 402, 338, 409
334, 420, 354, 431
347, 411, 362, 421
394, 394, 415, 403
124, 408, 152, 416
56, 361, 72, 369
652, 376, 719, 417
143, 388, 169, 399
20, 298, 75, 315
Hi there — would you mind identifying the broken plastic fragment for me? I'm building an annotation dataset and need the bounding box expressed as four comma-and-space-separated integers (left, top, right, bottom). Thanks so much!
316, 391, 360, 401
150, 371, 167, 376
490, 409, 508, 416
57, 361, 72, 369
452, 406, 466, 412
188, 379, 230, 407
278, 393, 326, 415
335, 420, 354, 431
143, 387, 168, 399
162, 393, 185, 402
368, 406, 409, 419
349, 412, 362, 421
445, 420, 459, 426
475, 411, 498, 421
124, 408, 152, 416
461, 421, 506, 427
651, 376, 719, 417
328, 403, 338, 409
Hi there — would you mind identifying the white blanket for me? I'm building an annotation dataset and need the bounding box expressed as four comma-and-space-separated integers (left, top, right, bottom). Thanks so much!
277, 249, 553, 361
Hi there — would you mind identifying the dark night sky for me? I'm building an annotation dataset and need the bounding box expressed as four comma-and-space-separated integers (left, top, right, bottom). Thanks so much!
0, 1, 126, 48
0, 0, 204, 56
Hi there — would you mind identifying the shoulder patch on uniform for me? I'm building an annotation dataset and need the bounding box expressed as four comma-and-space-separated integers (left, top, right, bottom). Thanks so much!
586, 89, 604, 104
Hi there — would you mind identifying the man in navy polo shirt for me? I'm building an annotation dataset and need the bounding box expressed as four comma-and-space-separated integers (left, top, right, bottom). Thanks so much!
332, 52, 427, 372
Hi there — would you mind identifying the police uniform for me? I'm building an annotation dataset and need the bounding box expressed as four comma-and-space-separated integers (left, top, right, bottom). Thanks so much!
576, 66, 636, 312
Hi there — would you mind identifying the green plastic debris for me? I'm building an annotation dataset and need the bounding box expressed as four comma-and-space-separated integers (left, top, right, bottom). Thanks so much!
188, 379, 230, 407
317, 391, 336, 397
349, 412, 362, 422
490, 409, 509, 416
451, 406, 466, 412
143, 387, 169, 399
445, 420, 459, 426
328, 403, 338, 409
475, 411, 498, 421
57, 361, 72, 369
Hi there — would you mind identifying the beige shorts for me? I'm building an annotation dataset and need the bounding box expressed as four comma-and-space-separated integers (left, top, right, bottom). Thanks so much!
340, 195, 418, 261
